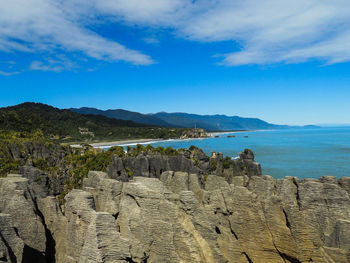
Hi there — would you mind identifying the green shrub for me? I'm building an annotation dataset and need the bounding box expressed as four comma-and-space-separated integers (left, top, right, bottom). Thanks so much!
201, 174, 208, 183
209, 159, 217, 171
164, 147, 178, 156
125, 167, 133, 179
222, 157, 232, 169
194, 159, 200, 167
33, 159, 50, 171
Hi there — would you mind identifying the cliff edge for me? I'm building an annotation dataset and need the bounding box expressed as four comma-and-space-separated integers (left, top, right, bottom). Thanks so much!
0, 162, 349, 262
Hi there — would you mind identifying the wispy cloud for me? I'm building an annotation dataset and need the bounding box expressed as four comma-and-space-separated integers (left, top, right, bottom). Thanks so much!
184, 1, 350, 66
142, 37, 160, 45
0, 0, 154, 69
90, 0, 350, 66
0, 70, 20, 76
29, 55, 77, 72
1, 0, 350, 69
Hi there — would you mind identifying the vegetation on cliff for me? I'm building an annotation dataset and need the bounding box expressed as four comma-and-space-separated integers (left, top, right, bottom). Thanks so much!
0, 102, 189, 142
0, 128, 260, 206
0, 130, 61, 176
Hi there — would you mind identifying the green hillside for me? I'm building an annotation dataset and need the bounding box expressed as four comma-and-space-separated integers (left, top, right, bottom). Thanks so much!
0, 103, 187, 142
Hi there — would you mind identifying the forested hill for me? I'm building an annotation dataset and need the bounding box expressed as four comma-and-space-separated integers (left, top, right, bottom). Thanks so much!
0, 103, 186, 142
70, 107, 173, 127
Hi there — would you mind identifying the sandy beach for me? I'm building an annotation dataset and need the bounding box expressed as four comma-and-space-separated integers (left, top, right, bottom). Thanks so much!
72, 130, 262, 149
89, 138, 165, 148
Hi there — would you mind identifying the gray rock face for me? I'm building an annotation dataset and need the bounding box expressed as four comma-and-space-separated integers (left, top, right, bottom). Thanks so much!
0, 174, 53, 263
1, 166, 350, 262
107, 148, 262, 183
31, 172, 350, 262
0, 213, 24, 263
5, 142, 71, 166
108, 153, 202, 181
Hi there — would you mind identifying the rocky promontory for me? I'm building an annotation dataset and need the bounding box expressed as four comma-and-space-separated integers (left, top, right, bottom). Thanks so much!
180, 128, 209, 139
0, 144, 349, 262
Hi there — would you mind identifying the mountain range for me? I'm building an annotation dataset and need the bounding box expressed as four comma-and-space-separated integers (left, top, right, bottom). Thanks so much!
0, 103, 186, 141
70, 107, 292, 131
69, 107, 170, 127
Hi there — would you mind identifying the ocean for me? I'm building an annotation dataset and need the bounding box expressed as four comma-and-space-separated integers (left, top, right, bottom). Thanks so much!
147, 127, 350, 179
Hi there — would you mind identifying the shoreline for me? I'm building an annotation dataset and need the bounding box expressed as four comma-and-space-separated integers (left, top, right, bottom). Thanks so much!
79, 129, 266, 149
208, 129, 267, 136
89, 138, 165, 148
91, 136, 210, 149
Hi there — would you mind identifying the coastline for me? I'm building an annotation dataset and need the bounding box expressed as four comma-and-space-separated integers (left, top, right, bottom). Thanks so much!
90, 136, 210, 149
89, 138, 165, 148
208, 129, 267, 136
79, 129, 265, 149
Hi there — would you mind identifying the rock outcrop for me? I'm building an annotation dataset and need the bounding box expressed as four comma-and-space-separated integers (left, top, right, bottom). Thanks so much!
0, 174, 54, 263
107, 147, 261, 183
0, 213, 24, 263
1, 169, 349, 262
180, 129, 209, 139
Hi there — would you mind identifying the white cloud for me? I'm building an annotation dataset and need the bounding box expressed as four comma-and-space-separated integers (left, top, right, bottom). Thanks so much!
142, 37, 160, 45
88, 0, 350, 66
183, 0, 350, 66
1, 0, 350, 68
0, 0, 154, 68
29, 55, 77, 72
0, 70, 20, 76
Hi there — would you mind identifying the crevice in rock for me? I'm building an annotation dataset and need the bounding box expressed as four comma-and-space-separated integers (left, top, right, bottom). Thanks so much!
220, 189, 232, 216
279, 253, 302, 263
282, 209, 292, 231
230, 227, 239, 240
148, 165, 151, 178
113, 212, 119, 220
125, 257, 137, 263
215, 226, 221, 234
141, 254, 149, 263
0, 231, 17, 263
13, 227, 19, 237
27, 189, 56, 263
22, 245, 46, 263
113, 212, 121, 232
126, 194, 140, 207
292, 179, 301, 210
260, 202, 288, 263
242, 252, 253, 263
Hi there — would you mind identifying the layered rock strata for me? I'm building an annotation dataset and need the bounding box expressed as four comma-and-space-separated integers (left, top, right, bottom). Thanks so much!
1, 169, 349, 263
107, 148, 262, 182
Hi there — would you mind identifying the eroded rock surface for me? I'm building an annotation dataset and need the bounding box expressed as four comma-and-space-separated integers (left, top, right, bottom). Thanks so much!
0, 174, 50, 263
1, 169, 350, 263
107, 147, 261, 182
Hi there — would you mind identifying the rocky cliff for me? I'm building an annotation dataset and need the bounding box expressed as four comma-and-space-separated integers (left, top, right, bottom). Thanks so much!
107, 147, 261, 183
180, 129, 209, 139
1, 140, 262, 196
0, 159, 349, 262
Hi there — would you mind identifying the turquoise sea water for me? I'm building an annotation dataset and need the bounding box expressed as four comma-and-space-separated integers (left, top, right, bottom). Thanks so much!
149, 127, 350, 179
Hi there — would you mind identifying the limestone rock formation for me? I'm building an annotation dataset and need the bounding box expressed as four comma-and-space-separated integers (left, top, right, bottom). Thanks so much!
0, 174, 53, 263
0, 153, 349, 262
107, 146, 261, 183
0, 213, 24, 263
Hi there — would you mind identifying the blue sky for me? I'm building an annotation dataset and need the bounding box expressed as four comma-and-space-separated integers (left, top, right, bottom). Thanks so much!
1, 0, 350, 125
